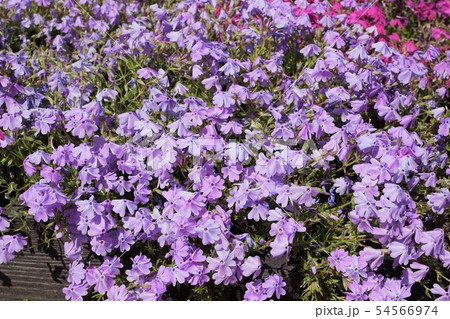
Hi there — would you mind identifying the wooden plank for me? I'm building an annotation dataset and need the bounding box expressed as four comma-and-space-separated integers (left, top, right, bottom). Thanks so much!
0, 217, 68, 301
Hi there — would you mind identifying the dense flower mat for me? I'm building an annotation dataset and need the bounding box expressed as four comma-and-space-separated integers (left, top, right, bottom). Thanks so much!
0, 0, 449, 301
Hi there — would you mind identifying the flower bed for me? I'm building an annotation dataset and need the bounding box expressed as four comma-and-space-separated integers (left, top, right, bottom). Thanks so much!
0, 0, 449, 301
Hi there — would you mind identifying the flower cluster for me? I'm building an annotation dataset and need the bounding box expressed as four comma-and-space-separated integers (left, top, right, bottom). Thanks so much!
0, 0, 449, 301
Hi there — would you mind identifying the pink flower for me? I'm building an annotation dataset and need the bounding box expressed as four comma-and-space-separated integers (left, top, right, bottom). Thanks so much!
403, 41, 417, 55
389, 32, 400, 42
389, 18, 403, 28
431, 27, 450, 40
195, 219, 221, 245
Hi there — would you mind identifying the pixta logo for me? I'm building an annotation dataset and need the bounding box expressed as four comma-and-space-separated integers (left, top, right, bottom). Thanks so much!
315, 306, 360, 318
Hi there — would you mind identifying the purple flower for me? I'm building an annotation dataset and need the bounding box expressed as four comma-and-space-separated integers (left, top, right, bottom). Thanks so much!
334, 177, 352, 195
262, 274, 286, 299
192, 65, 203, 79
22, 185, 58, 222
126, 254, 152, 282
117, 229, 135, 252
2, 234, 26, 253
276, 184, 301, 207
213, 91, 235, 109
427, 189, 450, 214
297, 186, 319, 207
352, 177, 379, 199
169, 239, 189, 263
423, 45, 440, 61
326, 86, 351, 101
324, 30, 345, 48
0, 239, 15, 264
195, 219, 221, 245
348, 44, 368, 60
63, 283, 88, 301
219, 59, 242, 76
269, 236, 290, 257
107, 285, 131, 301
371, 41, 393, 57
137, 67, 158, 79
345, 72, 363, 91
0, 214, 9, 232
360, 247, 384, 271
71, 116, 98, 139
201, 75, 221, 90
272, 122, 294, 141
328, 249, 349, 272
344, 255, 368, 283
64, 240, 82, 261
384, 279, 411, 301
86, 267, 115, 295
430, 284, 450, 301
388, 242, 410, 266
244, 280, 268, 301
312, 59, 333, 82
420, 230, 444, 258
68, 261, 85, 284
242, 68, 268, 87
408, 262, 429, 282
1, 0, 449, 302
345, 282, 368, 301
91, 233, 116, 256
111, 199, 137, 217
300, 44, 321, 57
33, 109, 56, 135
77, 196, 105, 217
248, 201, 269, 222
241, 256, 262, 278
207, 250, 236, 284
